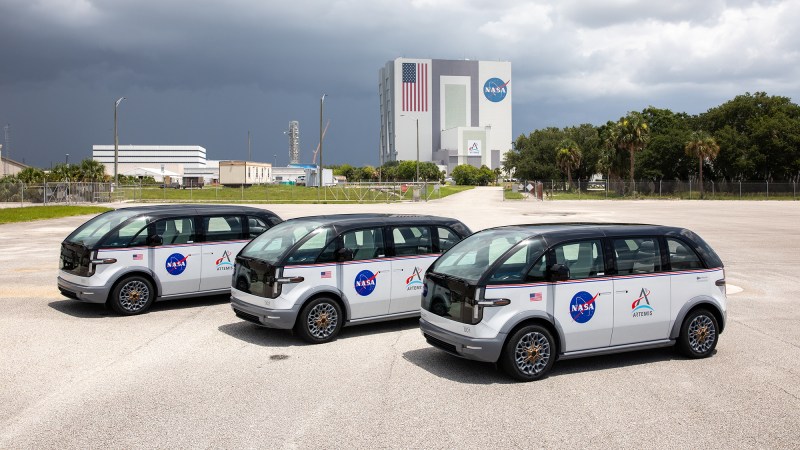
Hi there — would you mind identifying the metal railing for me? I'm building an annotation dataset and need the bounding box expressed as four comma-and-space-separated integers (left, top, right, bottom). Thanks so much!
541, 179, 799, 199
0, 181, 443, 204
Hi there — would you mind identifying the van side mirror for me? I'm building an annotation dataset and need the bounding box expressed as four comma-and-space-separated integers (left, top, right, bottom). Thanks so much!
336, 247, 354, 262
147, 235, 163, 246
547, 263, 570, 282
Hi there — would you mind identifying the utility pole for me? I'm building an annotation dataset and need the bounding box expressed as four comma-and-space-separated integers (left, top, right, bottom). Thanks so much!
248, 130, 251, 161
114, 97, 126, 185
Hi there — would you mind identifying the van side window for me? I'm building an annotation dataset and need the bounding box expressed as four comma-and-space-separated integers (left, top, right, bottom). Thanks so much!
101, 217, 149, 248
553, 240, 604, 279
613, 237, 661, 274
436, 227, 460, 252
667, 238, 703, 270
392, 226, 432, 256
155, 218, 196, 245
526, 255, 547, 282
487, 239, 546, 284
286, 228, 334, 264
204, 216, 244, 242
342, 228, 385, 261
247, 216, 269, 239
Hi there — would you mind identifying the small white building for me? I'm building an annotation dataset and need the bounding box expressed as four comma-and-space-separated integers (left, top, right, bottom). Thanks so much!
219, 161, 272, 186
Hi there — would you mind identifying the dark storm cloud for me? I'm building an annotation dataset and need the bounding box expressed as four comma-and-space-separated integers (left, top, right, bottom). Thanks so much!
0, 0, 799, 167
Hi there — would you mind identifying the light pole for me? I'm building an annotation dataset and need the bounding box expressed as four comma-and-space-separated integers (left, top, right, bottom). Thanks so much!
319, 93, 327, 189
65, 153, 69, 166
114, 97, 126, 185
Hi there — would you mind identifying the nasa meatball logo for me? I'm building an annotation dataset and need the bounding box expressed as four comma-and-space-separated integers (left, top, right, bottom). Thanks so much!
483, 77, 510, 102
570, 291, 599, 323
354, 270, 378, 296
165, 253, 189, 276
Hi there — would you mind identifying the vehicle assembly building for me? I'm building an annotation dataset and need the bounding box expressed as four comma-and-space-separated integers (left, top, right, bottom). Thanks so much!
379, 58, 512, 172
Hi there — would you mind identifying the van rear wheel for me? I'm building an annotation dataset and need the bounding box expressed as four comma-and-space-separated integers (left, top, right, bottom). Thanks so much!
500, 325, 555, 382
109, 275, 155, 315
295, 297, 343, 344
678, 309, 719, 358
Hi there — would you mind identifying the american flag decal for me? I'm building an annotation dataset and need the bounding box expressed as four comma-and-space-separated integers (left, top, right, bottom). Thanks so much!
402, 62, 428, 112
133, 254, 143, 261
530, 292, 542, 302
321, 271, 332, 279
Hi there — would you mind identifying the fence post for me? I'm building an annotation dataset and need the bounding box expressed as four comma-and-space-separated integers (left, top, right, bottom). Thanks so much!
712, 180, 715, 199
20, 182, 24, 206
44, 181, 47, 206
794, 181, 796, 200
689, 179, 692, 200
659, 180, 662, 198
578, 180, 581, 199
766, 181, 769, 199
241, 184, 244, 200
739, 181, 742, 199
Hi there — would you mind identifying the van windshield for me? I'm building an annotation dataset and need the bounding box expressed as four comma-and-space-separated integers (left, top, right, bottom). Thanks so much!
65, 209, 144, 248
430, 228, 531, 282
239, 218, 326, 264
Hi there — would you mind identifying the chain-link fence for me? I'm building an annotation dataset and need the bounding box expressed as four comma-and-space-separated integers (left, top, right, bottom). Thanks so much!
0, 181, 443, 204
541, 179, 800, 199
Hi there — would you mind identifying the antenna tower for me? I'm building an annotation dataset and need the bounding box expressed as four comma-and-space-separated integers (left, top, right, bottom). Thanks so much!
288, 121, 299, 164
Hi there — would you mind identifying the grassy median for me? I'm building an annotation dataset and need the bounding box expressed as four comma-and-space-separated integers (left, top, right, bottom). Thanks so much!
0, 206, 113, 224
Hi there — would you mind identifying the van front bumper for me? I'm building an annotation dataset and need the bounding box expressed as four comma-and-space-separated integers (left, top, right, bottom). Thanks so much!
230, 295, 300, 330
57, 276, 109, 304
419, 317, 506, 363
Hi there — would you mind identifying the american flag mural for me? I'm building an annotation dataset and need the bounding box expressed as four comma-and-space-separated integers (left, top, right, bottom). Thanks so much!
402, 62, 428, 112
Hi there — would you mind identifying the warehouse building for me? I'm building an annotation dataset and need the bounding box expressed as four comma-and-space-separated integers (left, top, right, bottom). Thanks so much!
378, 58, 512, 172
92, 145, 208, 183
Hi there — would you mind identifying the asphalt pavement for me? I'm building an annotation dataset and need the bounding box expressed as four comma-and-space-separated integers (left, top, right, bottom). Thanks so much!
1, 188, 798, 448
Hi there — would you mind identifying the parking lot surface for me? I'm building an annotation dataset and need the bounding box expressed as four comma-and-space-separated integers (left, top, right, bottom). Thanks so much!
1, 188, 798, 448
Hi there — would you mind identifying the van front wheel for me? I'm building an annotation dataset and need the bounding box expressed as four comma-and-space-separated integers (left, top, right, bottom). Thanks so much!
295, 297, 343, 344
500, 325, 555, 382
109, 275, 155, 315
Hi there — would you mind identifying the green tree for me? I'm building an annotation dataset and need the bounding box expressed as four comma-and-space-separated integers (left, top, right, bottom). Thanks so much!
616, 112, 651, 190
555, 139, 582, 187
78, 158, 107, 181
685, 131, 721, 198
451, 164, 480, 185
17, 167, 46, 183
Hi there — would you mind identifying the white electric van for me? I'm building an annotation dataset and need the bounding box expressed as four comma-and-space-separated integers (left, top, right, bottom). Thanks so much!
230, 214, 471, 343
58, 205, 282, 315
420, 223, 727, 381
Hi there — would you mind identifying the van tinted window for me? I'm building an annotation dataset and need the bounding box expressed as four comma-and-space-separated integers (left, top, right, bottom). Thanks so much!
554, 240, 604, 279
392, 226, 432, 256
667, 238, 703, 270
204, 216, 244, 242
613, 238, 661, 274
101, 217, 149, 248
486, 238, 546, 284
342, 228, 385, 261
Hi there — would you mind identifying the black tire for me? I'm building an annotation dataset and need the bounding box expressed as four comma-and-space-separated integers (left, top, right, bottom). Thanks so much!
295, 297, 343, 344
678, 308, 719, 358
499, 324, 556, 382
109, 275, 155, 315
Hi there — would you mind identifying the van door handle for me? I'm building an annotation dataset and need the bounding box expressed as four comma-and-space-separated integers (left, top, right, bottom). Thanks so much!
696, 276, 708, 281
615, 290, 628, 294
599, 291, 611, 295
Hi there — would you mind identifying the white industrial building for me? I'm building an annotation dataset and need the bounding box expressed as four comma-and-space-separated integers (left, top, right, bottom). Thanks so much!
92, 145, 209, 183
379, 58, 512, 172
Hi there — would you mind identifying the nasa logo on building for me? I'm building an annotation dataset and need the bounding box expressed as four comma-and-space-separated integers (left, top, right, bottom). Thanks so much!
483, 77, 510, 102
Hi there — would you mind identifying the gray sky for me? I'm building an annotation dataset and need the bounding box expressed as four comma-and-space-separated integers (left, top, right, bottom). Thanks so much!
1, 0, 798, 168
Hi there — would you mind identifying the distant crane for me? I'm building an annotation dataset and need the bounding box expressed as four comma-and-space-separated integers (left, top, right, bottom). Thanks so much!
312, 120, 330, 164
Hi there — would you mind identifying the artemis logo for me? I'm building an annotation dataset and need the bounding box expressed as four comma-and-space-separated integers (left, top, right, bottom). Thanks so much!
405, 267, 424, 291
631, 288, 654, 317
483, 77, 510, 102
215, 250, 234, 271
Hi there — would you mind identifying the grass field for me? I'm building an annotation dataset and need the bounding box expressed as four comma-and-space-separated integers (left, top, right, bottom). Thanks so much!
121, 184, 474, 203
0, 206, 113, 224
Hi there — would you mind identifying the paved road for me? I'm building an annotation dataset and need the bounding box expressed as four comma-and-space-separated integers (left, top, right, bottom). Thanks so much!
1, 188, 798, 448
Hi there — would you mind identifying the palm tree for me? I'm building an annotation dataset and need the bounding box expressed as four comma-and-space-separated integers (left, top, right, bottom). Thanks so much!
685, 131, 721, 199
17, 167, 45, 183
79, 158, 108, 182
617, 112, 651, 193
556, 139, 582, 189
